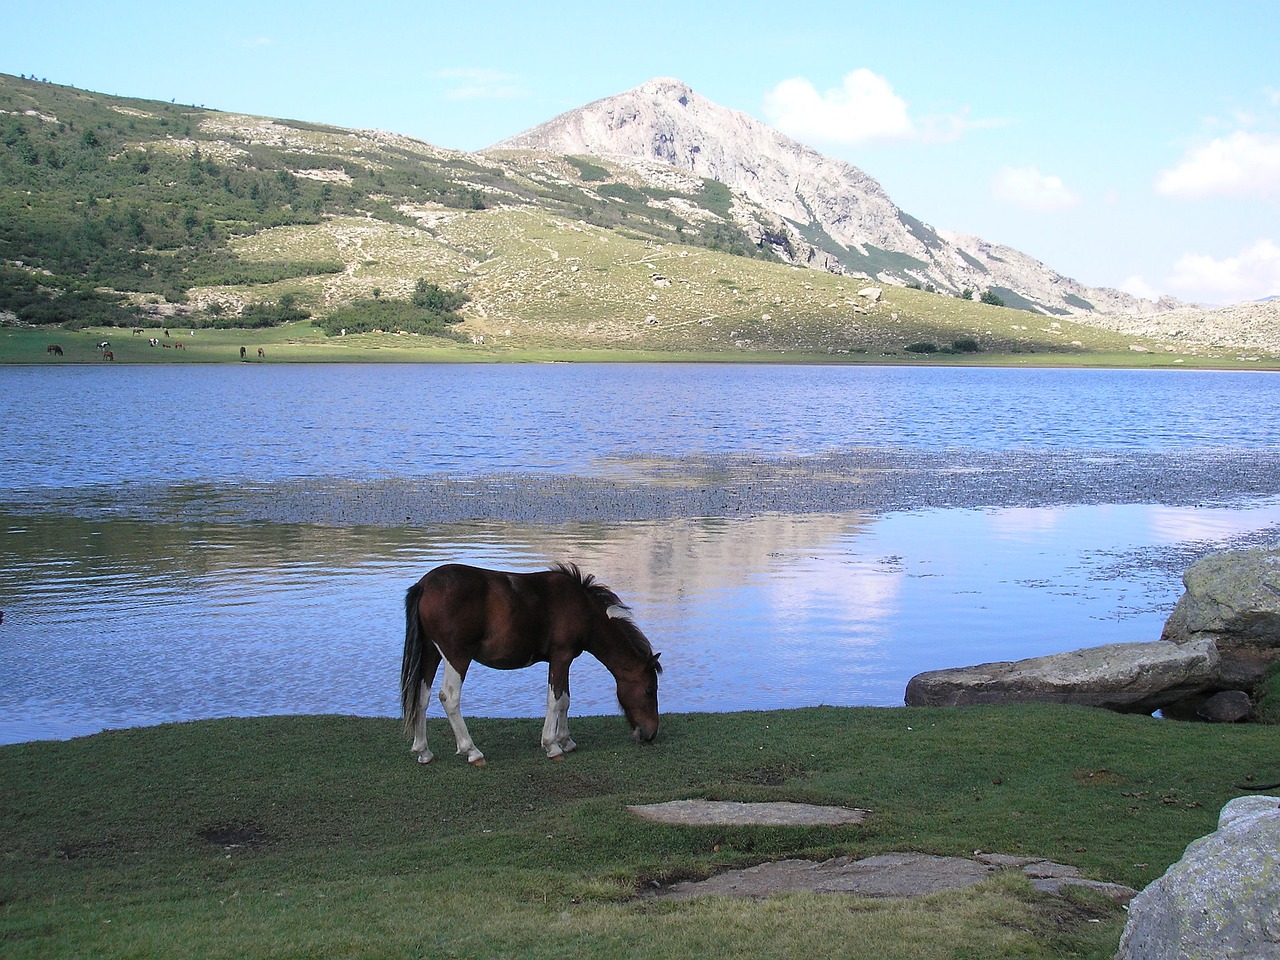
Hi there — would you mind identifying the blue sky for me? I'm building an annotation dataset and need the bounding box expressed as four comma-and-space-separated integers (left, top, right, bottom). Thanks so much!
4, 0, 1279, 304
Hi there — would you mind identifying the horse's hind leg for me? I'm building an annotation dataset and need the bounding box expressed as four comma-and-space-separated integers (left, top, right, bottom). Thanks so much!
410, 646, 442, 764
437, 655, 485, 767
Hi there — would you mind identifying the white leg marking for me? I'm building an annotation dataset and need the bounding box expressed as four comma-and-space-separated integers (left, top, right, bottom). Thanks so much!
438, 659, 485, 766
410, 679, 434, 763
541, 684, 575, 759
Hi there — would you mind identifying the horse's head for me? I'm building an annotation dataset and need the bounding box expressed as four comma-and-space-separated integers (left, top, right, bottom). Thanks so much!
603, 601, 661, 742
616, 651, 662, 743
558, 564, 664, 744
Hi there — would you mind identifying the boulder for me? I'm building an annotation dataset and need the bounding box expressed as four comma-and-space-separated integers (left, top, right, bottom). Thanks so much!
1116, 795, 1280, 959
1196, 690, 1254, 723
904, 640, 1219, 713
857, 286, 882, 302
1162, 546, 1280, 685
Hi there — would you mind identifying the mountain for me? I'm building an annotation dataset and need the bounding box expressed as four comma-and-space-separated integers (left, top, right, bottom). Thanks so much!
10, 72, 1259, 361
491, 78, 1170, 318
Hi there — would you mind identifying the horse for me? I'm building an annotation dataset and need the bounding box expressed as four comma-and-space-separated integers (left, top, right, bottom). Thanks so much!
401, 563, 661, 766
257, 347, 265, 359
45, 344, 63, 356
101, 349, 113, 361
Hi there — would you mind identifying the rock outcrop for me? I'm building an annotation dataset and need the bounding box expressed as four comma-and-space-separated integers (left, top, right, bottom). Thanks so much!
904, 640, 1220, 713
1116, 795, 1280, 959
907, 545, 1280, 717
1162, 546, 1280, 686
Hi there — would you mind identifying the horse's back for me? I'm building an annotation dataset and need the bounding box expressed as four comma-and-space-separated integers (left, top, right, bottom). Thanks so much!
414, 564, 584, 669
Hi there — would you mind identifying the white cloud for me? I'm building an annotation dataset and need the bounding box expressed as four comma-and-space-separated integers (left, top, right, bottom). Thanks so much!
990, 165, 1082, 211
762, 69, 915, 144
1118, 275, 1163, 300
1155, 131, 1280, 199
437, 68, 526, 101
1166, 238, 1280, 302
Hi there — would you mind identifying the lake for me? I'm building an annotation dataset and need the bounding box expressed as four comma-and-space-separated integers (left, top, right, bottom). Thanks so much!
2, 363, 1279, 746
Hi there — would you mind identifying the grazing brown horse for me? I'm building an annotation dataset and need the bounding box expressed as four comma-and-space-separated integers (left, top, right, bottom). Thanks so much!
101, 349, 114, 361
402, 563, 661, 766
45, 344, 63, 356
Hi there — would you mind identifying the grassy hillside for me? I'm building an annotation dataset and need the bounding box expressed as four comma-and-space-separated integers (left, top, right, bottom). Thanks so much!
1, 73, 1271, 366
4, 706, 1276, 958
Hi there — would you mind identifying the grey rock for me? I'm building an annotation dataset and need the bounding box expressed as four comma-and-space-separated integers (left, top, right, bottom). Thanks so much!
1196, 690, 1254, 723
627, 799, 868, 827
1030, 876, 1138, 901
1116, 795, 1280, 959
654, 850, 1136, 902
904, 640, 1220, 713
1163, 547, 1280, 645
1162, 546, 1280, 686
659, 853, 997, 900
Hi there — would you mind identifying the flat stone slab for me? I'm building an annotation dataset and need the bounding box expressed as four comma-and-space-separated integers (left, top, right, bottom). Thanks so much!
652, 851, 1139, 902
658, 853, 994, 900
628, 800, 870, 826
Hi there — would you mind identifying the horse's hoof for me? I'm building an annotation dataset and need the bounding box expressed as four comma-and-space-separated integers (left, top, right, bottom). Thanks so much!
415, 752, 434, 765
549, 753, 565, 762
468, 756, 486, 768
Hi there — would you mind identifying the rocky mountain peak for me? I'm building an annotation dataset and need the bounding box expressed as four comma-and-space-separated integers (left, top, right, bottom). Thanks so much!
490, 78, 1167, 317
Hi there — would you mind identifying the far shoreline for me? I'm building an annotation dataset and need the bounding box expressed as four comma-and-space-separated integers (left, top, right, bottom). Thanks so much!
4, 324, 1278, 371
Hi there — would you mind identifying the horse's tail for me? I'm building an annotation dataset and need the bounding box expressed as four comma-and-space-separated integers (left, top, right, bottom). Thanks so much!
401, 580, 427, 736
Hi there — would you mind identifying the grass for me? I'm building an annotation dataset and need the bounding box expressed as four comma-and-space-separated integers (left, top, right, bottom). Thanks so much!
3, 705, 1276, 958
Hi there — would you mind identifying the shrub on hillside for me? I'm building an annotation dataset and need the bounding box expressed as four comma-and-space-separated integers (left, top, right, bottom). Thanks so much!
213, 293, 310, 329
0, 264, 139, 328
315, 281, 469, 337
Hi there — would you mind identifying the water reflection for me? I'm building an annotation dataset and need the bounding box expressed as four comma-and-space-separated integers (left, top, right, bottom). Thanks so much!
3, 499, 1279, 745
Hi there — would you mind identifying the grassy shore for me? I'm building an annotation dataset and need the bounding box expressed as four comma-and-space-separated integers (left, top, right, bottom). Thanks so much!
3, 706, 1275, 958
3, 321, 1275, 369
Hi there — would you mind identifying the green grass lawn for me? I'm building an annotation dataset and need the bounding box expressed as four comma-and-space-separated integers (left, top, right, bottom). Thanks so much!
3, 706, 1274, 958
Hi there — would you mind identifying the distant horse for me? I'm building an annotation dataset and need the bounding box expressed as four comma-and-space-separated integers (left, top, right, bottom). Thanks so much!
240, 346, 247, 360
101, 349, 113, 361
402, 563, 661, 766
257, 347, 265, 359
45, 344, 63, 356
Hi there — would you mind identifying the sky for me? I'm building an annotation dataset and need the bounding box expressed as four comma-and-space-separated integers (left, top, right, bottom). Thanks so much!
3, 0, 1279, 305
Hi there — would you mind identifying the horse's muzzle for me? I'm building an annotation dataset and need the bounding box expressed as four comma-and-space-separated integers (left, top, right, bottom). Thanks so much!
632, 723, 658, 743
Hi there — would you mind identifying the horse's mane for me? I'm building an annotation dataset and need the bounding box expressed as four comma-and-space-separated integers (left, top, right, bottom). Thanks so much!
552, 563, 661, 671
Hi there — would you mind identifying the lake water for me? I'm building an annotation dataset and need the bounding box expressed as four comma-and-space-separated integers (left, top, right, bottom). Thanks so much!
2, 363, 1279, 746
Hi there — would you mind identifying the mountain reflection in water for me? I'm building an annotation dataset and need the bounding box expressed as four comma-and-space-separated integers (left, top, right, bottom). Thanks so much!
4, 499, 1280, 745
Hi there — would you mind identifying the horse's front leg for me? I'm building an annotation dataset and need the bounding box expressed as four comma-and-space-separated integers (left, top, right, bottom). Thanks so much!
438, 658, 485, 767
541, 660, 576, 760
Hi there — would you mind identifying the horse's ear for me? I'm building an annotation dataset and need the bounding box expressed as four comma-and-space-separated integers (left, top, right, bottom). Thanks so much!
650, 653, 663, 673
